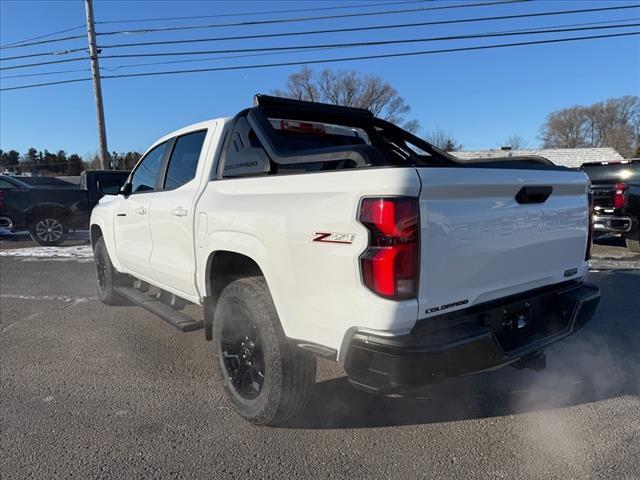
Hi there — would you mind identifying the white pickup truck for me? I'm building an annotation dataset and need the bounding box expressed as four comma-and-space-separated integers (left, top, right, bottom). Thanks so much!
91, 95, 600, 425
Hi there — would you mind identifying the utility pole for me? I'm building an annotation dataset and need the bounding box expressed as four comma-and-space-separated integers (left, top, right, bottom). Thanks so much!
84, 0, 110, 170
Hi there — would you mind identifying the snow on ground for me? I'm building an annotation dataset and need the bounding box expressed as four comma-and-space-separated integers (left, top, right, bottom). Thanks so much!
0, 245, 94, 261
589, 258, 640, 270
589, 245, 640, 270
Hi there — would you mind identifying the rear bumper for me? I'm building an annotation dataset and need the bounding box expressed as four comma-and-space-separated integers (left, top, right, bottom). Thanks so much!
593, 214, 632, 233
344, 282, 600, 394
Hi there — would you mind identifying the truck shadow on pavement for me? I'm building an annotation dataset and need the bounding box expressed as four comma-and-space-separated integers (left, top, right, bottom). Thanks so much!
285, 270, 640, 430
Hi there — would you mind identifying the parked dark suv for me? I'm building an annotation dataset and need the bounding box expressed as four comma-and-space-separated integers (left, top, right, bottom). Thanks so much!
581, 160, 639, 252
0, 170, 128, 246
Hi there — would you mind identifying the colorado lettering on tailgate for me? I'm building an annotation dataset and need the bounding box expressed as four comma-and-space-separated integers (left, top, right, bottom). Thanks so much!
425, 299, 469, 314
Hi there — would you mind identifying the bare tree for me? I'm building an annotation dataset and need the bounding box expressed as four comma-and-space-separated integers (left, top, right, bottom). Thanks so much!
503, 134, 528, 150
274, 66, 420, 132
540, 96, 640, 157
424, 128, 462, 151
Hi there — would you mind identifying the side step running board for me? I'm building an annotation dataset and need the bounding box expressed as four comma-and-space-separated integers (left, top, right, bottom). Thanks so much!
114, 286, 204, 332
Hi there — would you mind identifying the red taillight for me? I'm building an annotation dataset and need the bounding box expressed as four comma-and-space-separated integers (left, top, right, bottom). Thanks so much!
359, 197, 419, 300
613, 182, 628, 210
280, 119, 326, 135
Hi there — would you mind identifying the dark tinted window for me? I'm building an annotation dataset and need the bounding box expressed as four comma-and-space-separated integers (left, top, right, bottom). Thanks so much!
164, 130, 207, 189
12, 176, 74, 187
131, 142, 168, 193
273, 127, 366, 152
581, 163, 640, 185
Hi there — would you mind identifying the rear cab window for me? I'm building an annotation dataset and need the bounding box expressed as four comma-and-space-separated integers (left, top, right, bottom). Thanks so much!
269, 118, 369, 150
164, 130, 207, 190
267, 119, 370, 174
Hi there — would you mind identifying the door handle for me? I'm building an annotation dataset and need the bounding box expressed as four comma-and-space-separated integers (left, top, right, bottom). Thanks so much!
135, 206, 147, 215
515, 186, 553, 204
171, 207, 188, 217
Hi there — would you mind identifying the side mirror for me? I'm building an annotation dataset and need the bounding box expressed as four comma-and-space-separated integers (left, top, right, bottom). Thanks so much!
98, 179, 124, 196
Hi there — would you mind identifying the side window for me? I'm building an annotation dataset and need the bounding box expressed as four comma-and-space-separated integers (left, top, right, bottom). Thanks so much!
164, 130, 207, 189
130, 142, 168, 193
0, 179, 17, 189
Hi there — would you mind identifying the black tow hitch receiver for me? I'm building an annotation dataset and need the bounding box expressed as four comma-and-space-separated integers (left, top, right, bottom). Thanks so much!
502, 302, 530, 331
512, 351, 547, 371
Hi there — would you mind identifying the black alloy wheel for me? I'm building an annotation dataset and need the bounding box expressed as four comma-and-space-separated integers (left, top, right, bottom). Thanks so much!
220, 302, 265, 400
30, 217, 66, 246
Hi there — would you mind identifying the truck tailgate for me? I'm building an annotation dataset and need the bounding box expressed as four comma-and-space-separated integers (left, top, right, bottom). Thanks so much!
591, 184, 615, 211
416, 167, 590, 318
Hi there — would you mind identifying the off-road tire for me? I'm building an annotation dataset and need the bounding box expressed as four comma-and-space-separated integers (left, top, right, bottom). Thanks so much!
29, 215, 67, 246
94, 237, 129, 305
212, 276, 316, 426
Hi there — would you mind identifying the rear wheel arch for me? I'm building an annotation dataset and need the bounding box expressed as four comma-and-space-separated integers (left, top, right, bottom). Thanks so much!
25, 203, 70, 225
90, 221, 123, 272
204, 250, 266, 340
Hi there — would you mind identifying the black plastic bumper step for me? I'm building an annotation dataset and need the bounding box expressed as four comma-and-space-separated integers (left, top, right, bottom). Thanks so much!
115, 286, 203, 332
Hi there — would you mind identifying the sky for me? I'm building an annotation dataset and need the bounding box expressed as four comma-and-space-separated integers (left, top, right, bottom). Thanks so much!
0, 0, 639, 157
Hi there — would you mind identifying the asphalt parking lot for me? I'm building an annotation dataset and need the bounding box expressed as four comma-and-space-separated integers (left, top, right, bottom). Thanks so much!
1, 234, 639, 479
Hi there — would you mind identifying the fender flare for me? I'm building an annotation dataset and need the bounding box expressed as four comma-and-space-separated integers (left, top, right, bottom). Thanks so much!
24, 202, 71, 221
199, 230, 290, 334
90, 216, 124, 272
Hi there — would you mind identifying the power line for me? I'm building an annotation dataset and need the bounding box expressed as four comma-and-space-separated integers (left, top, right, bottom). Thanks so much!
97, 4, 640, 50
99, 19, 640, 70
96, 21, 639, 60
0, 0, 509, 50
0, 48, 352, 78
0, 68, 91, 80
0, 57, 88, 71
2, 31, 637, 92
96, 0, 527, 37
2, 19, 635, 78
4, 13, 638, 72
96, 0, 432, 24
0, 25, 85, 49
0, 34, 87, 51
97, 32, 640, 80
1, 47, 86, 62
6, 4, 637, 65
100, 46, 355, 71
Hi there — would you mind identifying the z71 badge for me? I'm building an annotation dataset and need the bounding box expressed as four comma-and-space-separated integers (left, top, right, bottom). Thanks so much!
311, 232, 355, 244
